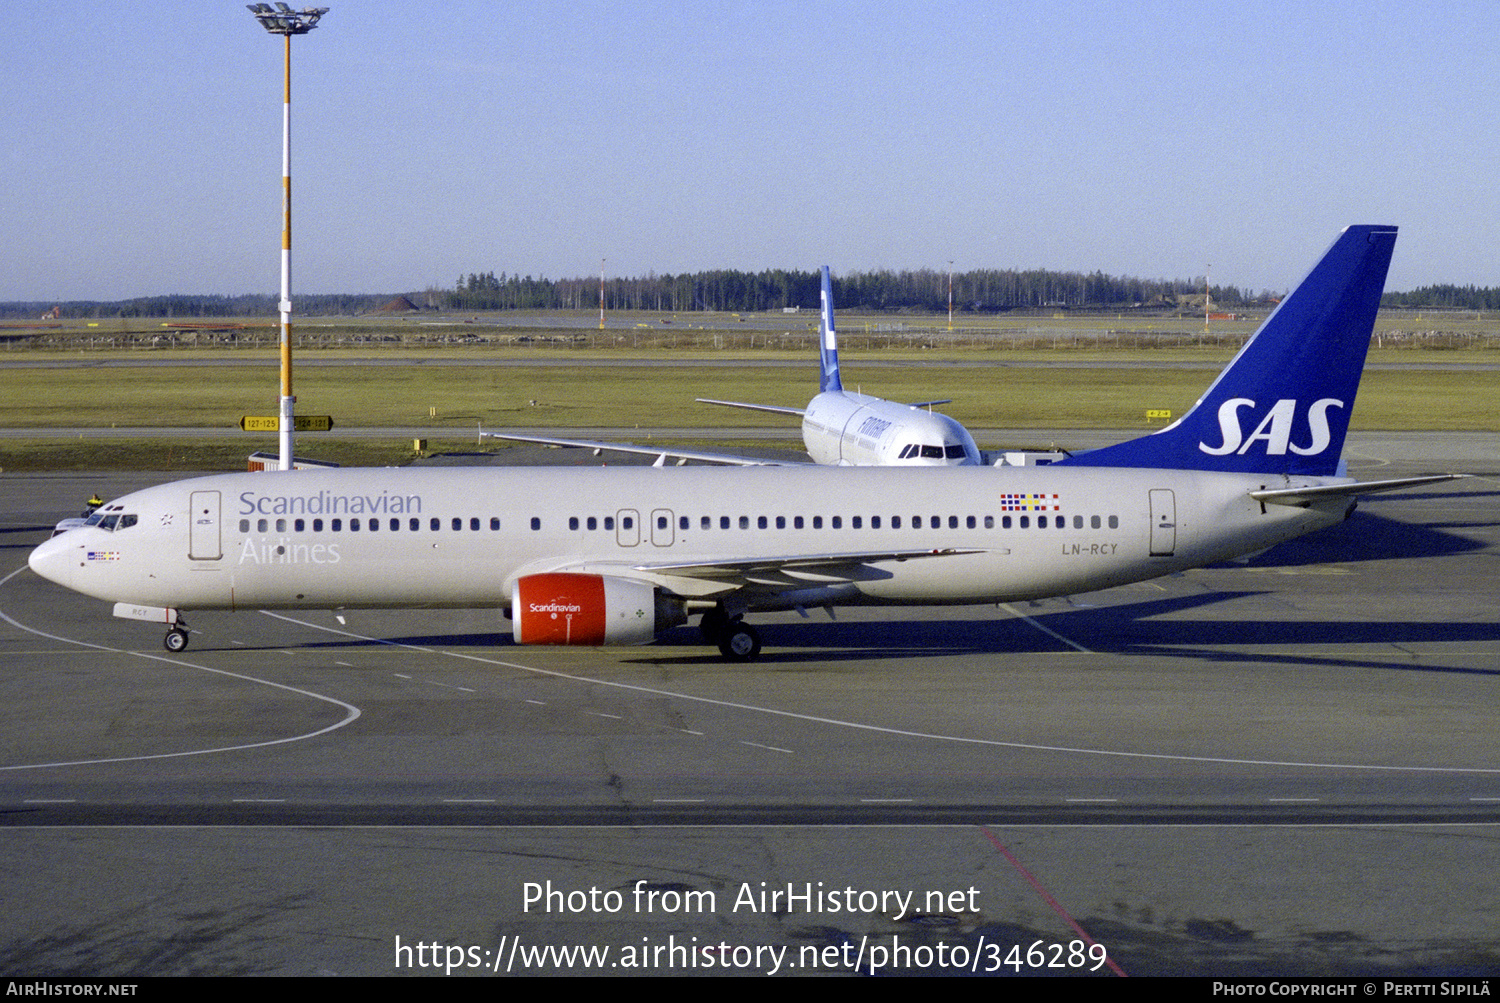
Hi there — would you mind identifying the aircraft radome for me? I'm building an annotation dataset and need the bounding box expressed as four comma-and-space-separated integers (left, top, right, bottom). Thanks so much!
484, 266, 985, 467
29, 226, 1457, 661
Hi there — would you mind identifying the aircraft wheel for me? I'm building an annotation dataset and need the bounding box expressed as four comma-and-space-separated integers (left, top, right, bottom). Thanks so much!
164, 628, 189, 653
699, 607, 729, 643
717, 622, 761, 662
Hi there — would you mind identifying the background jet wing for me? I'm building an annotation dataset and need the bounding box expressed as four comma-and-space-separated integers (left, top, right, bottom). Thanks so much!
482, 432, 803, 466
696, 397, 807, 417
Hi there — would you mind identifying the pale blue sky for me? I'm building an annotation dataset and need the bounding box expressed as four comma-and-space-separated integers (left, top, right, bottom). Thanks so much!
4, 1, 1496, 301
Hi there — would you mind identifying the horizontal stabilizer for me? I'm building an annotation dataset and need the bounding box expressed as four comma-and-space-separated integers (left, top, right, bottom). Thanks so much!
1249, 474, 1464, 507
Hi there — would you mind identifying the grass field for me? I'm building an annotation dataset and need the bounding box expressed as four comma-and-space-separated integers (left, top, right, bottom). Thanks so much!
1, 311, 1495, 470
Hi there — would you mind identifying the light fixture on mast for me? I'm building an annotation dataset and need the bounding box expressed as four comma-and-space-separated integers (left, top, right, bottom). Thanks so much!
246, 4, 329, 470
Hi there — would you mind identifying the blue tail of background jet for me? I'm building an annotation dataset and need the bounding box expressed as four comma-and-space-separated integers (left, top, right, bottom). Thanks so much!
819, 265, 843, 393
1056, 225, 1397, 477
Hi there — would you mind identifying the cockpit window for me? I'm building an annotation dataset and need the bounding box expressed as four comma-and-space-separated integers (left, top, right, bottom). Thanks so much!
920, 445, 944, 458
944, 445, 968, 459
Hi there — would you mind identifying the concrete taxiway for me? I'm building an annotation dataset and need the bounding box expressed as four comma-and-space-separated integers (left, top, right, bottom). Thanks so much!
0, 433, 1497, 975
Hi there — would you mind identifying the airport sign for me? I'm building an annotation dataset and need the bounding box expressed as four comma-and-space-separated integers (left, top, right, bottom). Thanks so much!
240, 415, 334, 432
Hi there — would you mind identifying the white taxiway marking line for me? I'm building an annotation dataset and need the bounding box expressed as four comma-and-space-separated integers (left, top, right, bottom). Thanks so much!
1065, 798, 1120, 803
0, 570, 363, 772
998, 603, 1092, 652
260, 611, 1500, 776
740, 741, 793, 754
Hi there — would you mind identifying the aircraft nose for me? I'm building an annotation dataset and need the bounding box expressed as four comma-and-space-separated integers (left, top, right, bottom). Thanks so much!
28, 533, 75, 589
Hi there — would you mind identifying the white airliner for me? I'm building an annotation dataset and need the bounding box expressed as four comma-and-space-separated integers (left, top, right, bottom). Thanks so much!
485, 266, 983, 467
29, 226, 1455, 661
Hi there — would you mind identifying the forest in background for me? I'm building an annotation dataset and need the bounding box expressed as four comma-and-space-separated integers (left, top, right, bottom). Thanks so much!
3, 268, 1494, 319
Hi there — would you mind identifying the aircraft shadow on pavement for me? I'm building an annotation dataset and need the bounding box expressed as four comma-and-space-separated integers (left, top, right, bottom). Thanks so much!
228, 570, 1497, 674
629, 588, 1500, 673
1225, 489, 1495, 568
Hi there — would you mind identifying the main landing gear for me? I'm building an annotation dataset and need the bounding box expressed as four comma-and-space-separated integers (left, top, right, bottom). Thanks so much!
698, 606, 762, 662
164, 619, 190, 653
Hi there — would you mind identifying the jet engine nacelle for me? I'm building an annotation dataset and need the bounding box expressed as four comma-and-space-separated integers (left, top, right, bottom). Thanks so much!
511, 573, 685, 646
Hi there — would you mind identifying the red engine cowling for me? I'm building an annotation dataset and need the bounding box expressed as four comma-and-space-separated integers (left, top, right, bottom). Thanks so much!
511, 573, 684, 646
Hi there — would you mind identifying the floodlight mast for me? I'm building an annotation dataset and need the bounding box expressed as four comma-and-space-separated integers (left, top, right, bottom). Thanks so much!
247, 5, 328, 470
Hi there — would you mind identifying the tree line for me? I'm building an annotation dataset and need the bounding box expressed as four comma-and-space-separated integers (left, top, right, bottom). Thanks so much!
8, 272, 1500, 319
450, 267, 1263, 313
1379, 284, 1500, 310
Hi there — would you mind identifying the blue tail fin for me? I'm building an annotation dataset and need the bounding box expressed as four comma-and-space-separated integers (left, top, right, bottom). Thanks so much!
819, 265, 843, 393
1056, 225, 1397, 476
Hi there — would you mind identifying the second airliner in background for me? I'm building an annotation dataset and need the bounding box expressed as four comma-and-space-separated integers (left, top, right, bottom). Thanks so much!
487, 266, 986, 467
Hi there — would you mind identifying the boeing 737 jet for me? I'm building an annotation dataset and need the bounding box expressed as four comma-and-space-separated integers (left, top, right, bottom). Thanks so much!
30, 226, 1456, 661
486, 267, 982, 466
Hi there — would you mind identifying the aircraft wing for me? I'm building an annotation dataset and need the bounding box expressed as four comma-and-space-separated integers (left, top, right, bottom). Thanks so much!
1249, 474, 1465, 507
640, 547, 984, 579
556, 547, 990, 597
482, 432, 805, 467
905, 399, 954, 409
695, 397, 807, 417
